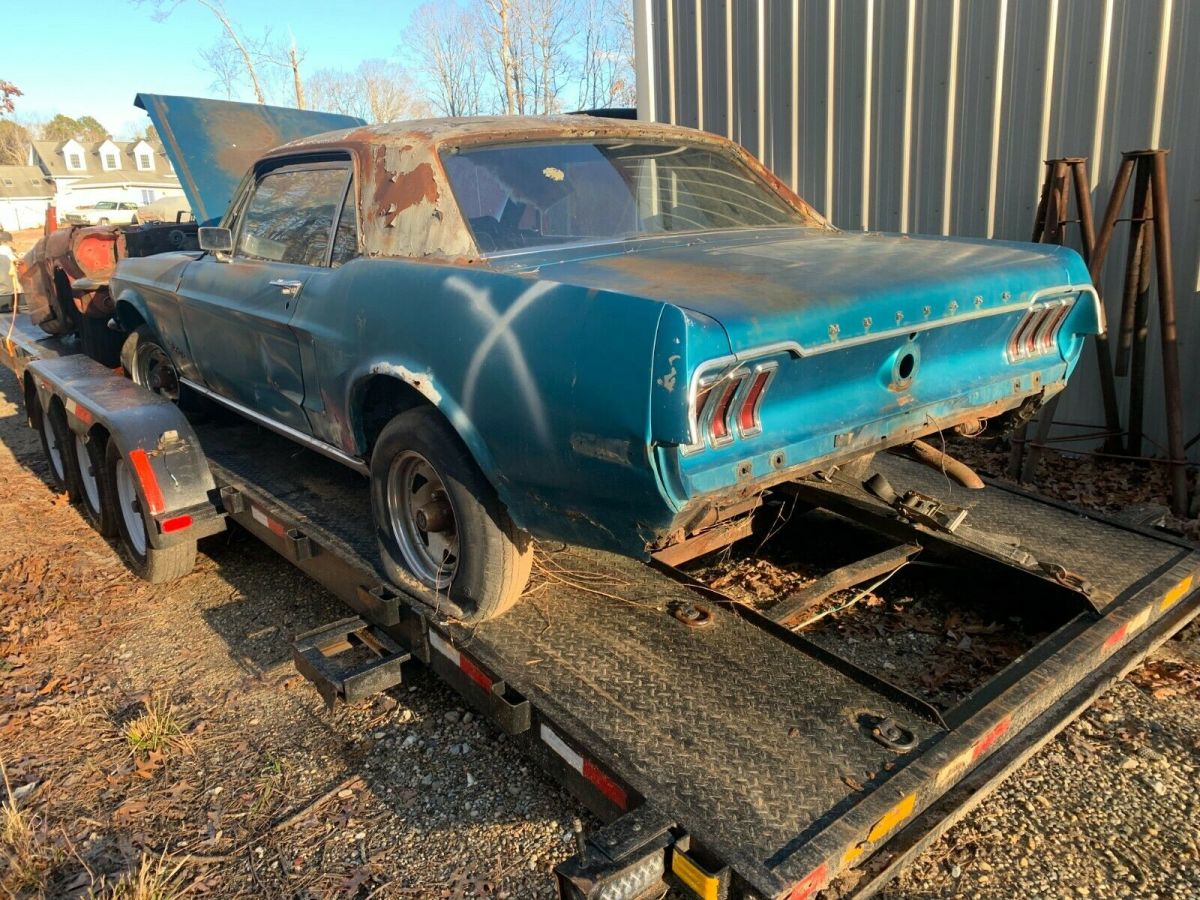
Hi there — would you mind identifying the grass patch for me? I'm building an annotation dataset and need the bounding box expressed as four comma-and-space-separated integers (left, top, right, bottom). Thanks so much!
88, 852, 188, 900
1, 758, 48, 897
124, 698, 191, 759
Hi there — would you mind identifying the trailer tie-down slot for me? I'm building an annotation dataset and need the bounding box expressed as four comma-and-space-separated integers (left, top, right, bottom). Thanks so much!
292, 617, 410, 708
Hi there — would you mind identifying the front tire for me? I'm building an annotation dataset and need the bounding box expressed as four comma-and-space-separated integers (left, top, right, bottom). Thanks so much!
106, 440, 196, 583
370, 407, 532, 622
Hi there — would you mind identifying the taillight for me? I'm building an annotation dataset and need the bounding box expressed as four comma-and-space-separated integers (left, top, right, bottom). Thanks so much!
1007, 301, 1073, 362
735, 364, 777, 437
682, 363, 777, 454
706, 378, 740, 446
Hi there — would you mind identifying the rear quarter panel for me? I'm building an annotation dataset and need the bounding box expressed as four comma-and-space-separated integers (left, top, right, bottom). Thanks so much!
294, 259, 674, 550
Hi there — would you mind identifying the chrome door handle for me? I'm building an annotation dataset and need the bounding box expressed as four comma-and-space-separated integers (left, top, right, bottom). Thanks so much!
269, 279, 303, 296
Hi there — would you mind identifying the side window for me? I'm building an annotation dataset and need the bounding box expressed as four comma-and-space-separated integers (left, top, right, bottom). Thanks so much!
330, 182, 360, 268
235, 165, 349, 266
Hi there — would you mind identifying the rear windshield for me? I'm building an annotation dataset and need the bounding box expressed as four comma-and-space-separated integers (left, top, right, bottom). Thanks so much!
442, 141, 805, 254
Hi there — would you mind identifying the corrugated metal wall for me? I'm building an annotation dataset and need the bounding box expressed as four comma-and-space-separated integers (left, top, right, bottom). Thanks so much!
635, 0, 1199, 462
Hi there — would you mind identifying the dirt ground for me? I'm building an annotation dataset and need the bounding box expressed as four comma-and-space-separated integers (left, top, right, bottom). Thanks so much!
1, 357, 1197, 899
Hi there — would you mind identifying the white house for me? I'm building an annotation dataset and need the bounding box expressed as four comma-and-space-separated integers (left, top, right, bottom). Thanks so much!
0, 165, 54, 231
28, 138, 184, 213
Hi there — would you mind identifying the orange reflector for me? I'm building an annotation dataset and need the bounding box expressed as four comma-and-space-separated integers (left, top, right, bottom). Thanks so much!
670, 850, 721, 900
160, 514, 192, 534
1161, 574, 1194, 612
127, 448, 165, 515
867, 792, 917, 843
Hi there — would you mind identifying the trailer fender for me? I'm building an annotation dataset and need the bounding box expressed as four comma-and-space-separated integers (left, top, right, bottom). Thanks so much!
26, 354, 225, 549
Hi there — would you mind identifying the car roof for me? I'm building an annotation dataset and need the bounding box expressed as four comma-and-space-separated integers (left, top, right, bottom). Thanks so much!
256, 115, 827, 262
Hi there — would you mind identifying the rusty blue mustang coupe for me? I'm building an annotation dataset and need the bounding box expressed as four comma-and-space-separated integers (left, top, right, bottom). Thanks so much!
111, 97, 1101, 620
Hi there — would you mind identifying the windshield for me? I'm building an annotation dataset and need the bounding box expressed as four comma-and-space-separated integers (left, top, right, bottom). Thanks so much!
442, 140, 806, 254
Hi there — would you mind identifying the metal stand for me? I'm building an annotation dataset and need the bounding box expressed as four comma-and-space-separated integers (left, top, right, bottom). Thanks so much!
1088, 149, 1189, 516
1008, 157, 1104, 482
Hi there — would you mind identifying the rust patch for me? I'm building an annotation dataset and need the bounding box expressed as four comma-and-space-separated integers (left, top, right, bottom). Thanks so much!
371, 146, 439, 228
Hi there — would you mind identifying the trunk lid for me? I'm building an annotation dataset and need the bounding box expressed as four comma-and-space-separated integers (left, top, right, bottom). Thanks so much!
135, 93, 365, 227
509, 227, 1090, 355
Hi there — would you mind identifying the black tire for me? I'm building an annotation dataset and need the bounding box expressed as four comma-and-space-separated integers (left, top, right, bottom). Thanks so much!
67, 429, 117, 536
105, 440, 196, 583
119, 324, 209, 417
370, 407, 532, 622
36, 401, 74, 493
120, 324, 180, 400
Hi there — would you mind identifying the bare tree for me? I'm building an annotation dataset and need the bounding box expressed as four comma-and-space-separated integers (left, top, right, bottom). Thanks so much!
199, 32, 248, 99
258, 31, 308, 109
138, 0, 266, 103
480, 0, 519, 114
403, 3, 487, 117
517, 0, 576, 114
308, 60, 427, 123
577, 0, 636, 109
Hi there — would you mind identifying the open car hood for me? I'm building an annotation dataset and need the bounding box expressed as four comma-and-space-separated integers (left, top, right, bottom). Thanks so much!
135, 93, 365, 226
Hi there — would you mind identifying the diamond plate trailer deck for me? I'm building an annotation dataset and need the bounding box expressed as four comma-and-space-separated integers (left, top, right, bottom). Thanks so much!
3, 313, 1198, 900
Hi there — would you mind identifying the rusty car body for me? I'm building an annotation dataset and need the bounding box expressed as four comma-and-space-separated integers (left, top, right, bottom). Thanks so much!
105, 95, 1103, 617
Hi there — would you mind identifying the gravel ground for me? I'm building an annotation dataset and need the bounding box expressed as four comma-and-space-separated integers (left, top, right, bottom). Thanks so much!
0, 361, 1197, 899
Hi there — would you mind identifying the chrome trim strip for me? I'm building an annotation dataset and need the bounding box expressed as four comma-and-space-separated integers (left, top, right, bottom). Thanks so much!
179, 378, 369, 476
683, 283, 1097, 440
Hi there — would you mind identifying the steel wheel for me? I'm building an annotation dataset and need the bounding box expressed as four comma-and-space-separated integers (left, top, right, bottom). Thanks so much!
135, 342, 180, 401
386, 450, 460, 588
114, 456, 148, 558
74, 433, 102, 513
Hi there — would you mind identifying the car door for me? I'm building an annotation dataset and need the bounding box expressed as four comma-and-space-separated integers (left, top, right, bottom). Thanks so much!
175, 159, 352, 433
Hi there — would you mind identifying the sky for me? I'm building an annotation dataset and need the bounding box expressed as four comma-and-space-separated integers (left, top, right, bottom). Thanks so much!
5, 0, 424, 138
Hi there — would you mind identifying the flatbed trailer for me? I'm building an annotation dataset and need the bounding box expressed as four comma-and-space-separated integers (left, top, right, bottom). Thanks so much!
3, 312, 1198, 900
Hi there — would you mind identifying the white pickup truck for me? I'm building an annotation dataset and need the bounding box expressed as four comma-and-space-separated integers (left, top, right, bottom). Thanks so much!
61, 200, 141, 226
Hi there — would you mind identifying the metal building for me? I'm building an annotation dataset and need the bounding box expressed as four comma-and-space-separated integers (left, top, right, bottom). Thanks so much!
634, 0, 1198, 465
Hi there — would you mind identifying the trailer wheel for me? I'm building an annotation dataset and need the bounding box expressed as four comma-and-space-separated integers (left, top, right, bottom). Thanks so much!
371, 407, 532, 622
69, 430, 117, 536
106, 441, 196, 583
36, 401, 73, 492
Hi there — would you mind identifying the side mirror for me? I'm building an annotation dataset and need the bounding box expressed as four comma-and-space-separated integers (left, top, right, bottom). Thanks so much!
198, 226, 233, 256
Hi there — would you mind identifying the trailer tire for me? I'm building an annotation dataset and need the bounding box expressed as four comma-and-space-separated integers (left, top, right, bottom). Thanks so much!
69, 430, 117, 536
371, 407, 532, 622
36, 401, 73, 493
106, 440, 196, 583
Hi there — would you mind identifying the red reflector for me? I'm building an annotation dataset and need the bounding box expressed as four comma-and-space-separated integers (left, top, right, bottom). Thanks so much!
790, 863, 828, 900
459, 655, 493, 692
582, 759, 628, 809
160, 514, 192, 533
127, 448, 165, 515
1104, 622, 1129, 650
972, 716, 1011, 760
708, 378, 741, 442
737, 369, 772, 433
